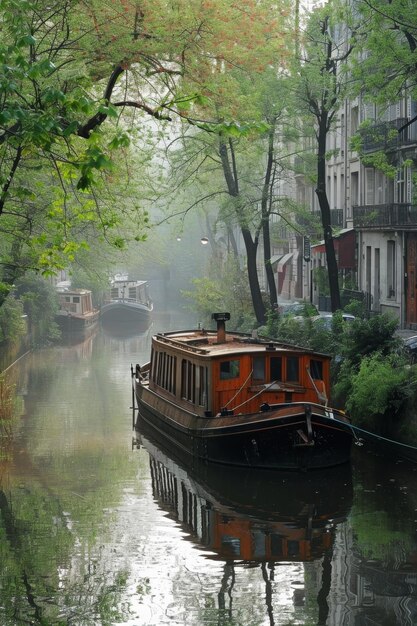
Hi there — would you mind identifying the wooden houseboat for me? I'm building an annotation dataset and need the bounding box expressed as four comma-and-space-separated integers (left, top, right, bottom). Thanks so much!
56, 288, 99, 336
132, 313, 353, 471
100, 274, 153, 328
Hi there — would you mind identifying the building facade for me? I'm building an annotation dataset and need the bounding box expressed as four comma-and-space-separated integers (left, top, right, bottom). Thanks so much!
280, 92, 417, 329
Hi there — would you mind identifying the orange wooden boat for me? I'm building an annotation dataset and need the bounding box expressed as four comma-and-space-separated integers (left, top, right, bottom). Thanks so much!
132, 313, 353, 470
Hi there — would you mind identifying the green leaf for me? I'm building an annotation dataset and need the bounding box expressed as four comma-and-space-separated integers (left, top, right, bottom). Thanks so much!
62, 120, 79, 137
17, 34, 36, 47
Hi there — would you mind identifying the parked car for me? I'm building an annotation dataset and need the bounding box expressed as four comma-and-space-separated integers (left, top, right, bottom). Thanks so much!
404, 335, 417, 363
312, 313, 356, 330
277, 301, 319, 318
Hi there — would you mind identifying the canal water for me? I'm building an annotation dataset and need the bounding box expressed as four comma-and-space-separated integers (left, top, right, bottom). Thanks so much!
1, 311, 417, 625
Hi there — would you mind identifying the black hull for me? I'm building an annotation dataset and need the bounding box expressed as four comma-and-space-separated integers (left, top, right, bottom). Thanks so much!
55, 314, 99, 338
134, 390, 352, 471
100, 302, 152, 327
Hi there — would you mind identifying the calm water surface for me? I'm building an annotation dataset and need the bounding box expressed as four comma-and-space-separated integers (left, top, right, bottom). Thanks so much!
1, 312, 417, 625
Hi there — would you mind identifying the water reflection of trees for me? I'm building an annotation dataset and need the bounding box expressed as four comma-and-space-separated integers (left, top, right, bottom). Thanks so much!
346, 450, 417, 625
0, 466, 136, 624
0, 339, 146, 625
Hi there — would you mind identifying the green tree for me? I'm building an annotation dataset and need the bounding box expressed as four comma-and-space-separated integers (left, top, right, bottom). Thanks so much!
354, 0, 417, 108
160, 68, 301, 325
2, 0, 289, 305
293, 4, 354, 312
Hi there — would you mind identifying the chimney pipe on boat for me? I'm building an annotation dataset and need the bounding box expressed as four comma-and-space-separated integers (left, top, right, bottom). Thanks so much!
212, 312, 230, 343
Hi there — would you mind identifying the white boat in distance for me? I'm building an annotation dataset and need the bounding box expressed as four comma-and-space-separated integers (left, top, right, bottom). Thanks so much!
100, 274, 153, 328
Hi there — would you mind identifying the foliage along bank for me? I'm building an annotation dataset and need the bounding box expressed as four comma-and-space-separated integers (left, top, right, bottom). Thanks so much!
264, 308, 417, 446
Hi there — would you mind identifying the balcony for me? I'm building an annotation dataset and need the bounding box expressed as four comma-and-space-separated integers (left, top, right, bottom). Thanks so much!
359, 118, 412, 153
331, 209, 343, 227
353, 203, 417, 229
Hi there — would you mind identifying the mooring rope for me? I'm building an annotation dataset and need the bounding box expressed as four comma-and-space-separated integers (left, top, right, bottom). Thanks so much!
222, 368, 254, 408
226, 379, 280, 413
305, 365, 328, 406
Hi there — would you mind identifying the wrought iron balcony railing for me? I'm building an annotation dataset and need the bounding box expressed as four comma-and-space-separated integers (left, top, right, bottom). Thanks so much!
359, 118, 411, 153
330, 209, 343, 227
353, 203, 417, 229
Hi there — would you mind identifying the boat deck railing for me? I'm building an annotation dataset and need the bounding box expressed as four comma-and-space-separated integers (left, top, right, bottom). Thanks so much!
156, 333, 210, 355
105, 297, 149, 305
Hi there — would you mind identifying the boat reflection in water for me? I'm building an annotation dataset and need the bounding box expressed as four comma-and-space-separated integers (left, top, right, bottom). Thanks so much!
135, 423, 353, 623
100, 317, 152, 340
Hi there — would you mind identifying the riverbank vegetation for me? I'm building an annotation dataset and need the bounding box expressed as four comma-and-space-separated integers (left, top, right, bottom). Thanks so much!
263, 309, 417, 445
0, 372, 16, 457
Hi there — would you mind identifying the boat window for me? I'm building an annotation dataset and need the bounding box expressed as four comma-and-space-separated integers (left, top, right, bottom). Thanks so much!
151, 350, 157, 380
270, 356, 282, 381
221, 535, 241, 557
286, 356, 299, 382
252, 531, 266, 558
270, 534, 283, 558
287, 540, 300, 558
181, 359, 198, 402
154, 351, 177, 395
220, 360, 240, 380
310, 359, 323, 380
197, 365, 208, 407
253, 356, 265, 381
180, 359, 207, 405
157, 352, 164, 386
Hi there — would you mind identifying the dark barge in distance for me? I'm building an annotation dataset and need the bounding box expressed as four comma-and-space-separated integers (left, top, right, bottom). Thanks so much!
132, 313, 353, 471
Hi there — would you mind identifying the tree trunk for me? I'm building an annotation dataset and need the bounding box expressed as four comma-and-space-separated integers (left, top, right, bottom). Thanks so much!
262, 125, 278, 307
316, 117, 341, 312
218, 138, 266, 324
241, 227, 266, 324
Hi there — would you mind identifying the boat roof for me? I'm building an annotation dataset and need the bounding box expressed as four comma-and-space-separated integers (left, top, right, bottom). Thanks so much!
153, 328, 330, 359
111, 278, 148, 286
57, 288, 92, 295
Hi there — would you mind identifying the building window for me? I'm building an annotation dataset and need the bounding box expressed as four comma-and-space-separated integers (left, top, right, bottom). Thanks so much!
351, 106, 359, 135
395, 166, 407, 203
387, 240, 396, 298
365, 168, 375, 205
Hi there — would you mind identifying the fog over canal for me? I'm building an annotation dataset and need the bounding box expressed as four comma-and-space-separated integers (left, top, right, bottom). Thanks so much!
1, 311, 417, 625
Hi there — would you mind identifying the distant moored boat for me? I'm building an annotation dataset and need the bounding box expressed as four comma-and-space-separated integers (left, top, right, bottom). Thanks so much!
100, 274, 153, 329
56, 288, 99, 337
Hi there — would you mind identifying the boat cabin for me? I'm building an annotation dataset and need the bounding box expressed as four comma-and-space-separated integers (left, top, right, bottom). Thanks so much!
57, 289, 95, 317
148, 315, 331, 417
109, 277, 150, 305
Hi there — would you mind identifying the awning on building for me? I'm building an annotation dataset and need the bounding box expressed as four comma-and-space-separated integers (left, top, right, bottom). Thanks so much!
277, 252, 294, 272
311, 228, 356, 269
270, 254, 282, 266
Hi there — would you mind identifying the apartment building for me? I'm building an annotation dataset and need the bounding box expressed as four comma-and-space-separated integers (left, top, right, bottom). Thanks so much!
286, 93, 417, 329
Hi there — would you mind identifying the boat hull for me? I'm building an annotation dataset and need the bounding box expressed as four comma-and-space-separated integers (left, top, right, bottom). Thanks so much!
55, 311, 99, 337
100, 301, 152, 326
134, 382, 353, 471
